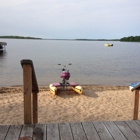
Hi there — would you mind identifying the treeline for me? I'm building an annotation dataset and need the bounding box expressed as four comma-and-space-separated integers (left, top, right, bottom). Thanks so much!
0, 36, 42, 40
120, 36, 140, 42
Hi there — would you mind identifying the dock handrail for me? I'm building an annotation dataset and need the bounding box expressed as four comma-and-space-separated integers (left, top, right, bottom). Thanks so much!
21, 59, 39, 124
132, 89, 139, 120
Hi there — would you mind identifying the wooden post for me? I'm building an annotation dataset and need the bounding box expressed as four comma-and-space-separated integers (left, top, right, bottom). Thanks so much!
33, 92, 38, 124
133, 89, 139, 120
32, 62, 39, 124
21, 59, 39, 124
23, 64, 32, 124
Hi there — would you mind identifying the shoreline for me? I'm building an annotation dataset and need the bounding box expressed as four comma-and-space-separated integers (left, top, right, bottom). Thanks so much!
0, 84, 129, 91
0, 85, 129, 95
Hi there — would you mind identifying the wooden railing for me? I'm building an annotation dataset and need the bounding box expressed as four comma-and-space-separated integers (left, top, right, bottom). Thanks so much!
21, 59, 39, 124
132, 89, 140, 120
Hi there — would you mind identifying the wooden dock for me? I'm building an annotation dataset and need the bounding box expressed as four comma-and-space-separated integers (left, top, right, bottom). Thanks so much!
1, 120, 140, 140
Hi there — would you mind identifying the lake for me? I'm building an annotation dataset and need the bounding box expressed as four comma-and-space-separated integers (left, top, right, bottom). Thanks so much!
0, 39, 140, 86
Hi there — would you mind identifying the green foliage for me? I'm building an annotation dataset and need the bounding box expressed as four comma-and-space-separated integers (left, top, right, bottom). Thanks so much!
120, 36, 140, 42
0, 36, 42, 40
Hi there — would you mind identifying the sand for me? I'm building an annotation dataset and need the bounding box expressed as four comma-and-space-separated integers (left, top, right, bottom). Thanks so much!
0, 85, 137, 125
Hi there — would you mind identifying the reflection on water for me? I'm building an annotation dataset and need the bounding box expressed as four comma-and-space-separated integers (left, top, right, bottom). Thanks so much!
0, 39, 140, 86
0, 51, 6, 57
0, 51, 7, 63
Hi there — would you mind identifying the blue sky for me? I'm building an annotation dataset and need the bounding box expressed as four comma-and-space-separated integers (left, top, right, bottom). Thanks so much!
0, 0, 140, 39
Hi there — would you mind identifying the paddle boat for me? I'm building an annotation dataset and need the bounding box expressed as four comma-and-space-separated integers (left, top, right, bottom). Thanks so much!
49, 64, 83, 95
0, 42, 7, 52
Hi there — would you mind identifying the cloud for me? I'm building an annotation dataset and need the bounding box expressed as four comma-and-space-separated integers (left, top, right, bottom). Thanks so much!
0, 0, 140, 38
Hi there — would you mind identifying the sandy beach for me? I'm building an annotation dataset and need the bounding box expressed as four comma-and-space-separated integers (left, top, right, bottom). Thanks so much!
0, 85, 137, 125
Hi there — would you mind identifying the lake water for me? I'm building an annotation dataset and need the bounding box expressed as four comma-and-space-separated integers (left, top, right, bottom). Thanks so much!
0, 39, 140, 86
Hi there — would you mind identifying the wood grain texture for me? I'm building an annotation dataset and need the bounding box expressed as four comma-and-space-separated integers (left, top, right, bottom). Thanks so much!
125, 120, 140, 138
70, 122, 87, 140
103, 121, 127, 140
82, 122, 100, 140
93, 121, 114, 140
59, 123, 73, 140
47, 123, 60, 140
0, 125, 10, 140
133, 90, 139, 120
115, 121, 140, 140
23, 64, 32, 124
5, 125, 22, 140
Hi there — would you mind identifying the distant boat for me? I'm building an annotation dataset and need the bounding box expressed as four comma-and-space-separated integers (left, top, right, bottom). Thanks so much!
104, 44, 113, 47
0, 42, 7, 52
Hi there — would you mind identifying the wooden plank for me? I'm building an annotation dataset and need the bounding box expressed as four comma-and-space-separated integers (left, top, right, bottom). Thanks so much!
132, 90, 139, 120
47, 123, 60, 140
135, 120, 140, 126
59, 122, 73, 140
82, 122, 100, 140
125, 120, 140, 138
5, 125, 22, 140
115, 121, 140, 140
35, 124, 46, 140
0, 125, 10, 140
70, 122, 87, 140
103, 121, 127, 140
33, 92, 38, 124
23, 64, 32, 124
93, 121, 114, 140
20, 124, 34, 138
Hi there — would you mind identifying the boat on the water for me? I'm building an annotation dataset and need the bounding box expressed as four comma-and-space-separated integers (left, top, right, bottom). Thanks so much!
104, 43, 113, 47
0, 42, 7, 52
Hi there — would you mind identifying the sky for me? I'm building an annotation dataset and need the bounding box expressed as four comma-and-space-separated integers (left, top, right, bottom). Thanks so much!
0, 0, 140, 39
